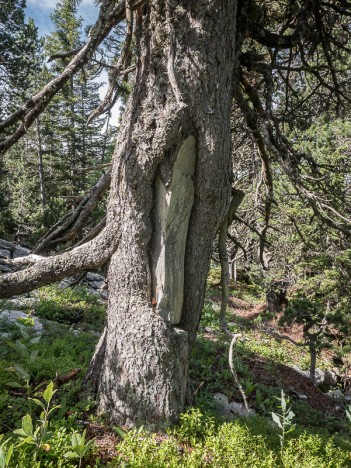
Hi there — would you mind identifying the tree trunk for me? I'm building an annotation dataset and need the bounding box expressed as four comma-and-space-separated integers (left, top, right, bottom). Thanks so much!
35, 117, 46, 208
309, 341, 317, 384
218, 189, 244, 331
88, 0, 239, 429
266, 288, 281, 313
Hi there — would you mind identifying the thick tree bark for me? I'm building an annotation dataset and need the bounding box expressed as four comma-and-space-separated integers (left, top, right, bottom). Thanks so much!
309, 343, 317, 384
88, 0, 239, 429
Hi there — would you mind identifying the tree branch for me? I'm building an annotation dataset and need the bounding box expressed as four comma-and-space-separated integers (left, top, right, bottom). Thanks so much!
218, 189, 245, 329
32, 170, 111, 254
0, 224, 119, 298
0, 0, 147, 155
47, 46, 84, 63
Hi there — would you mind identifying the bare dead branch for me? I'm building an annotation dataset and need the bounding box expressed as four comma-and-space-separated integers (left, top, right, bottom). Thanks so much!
67, 216, 106, 250
259, 325, 308, 347
218, 189, 245, 329
32, 170, 111, 254
229, 334, 250, 413
87, 0, 135, 124
48, 46, 84, 62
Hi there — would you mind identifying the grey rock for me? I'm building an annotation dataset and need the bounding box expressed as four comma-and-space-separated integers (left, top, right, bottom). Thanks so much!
0, 248, 11, 258
0, 310, 43, 332
30, 290, 40, 298
101, 290, 108, 300
291, 365, 309, 379
327, 389, 344, 400
0, 263, 13, 273
5, 298, 38, 309
89, 281, 104, 290
0, 239, 14, 250
314, 368, 326, 387
324, 369, 338, 386
12, 246, 31, 259
213, 392, 255, 419
85, 272, 105, 283
291, 365, 328, 387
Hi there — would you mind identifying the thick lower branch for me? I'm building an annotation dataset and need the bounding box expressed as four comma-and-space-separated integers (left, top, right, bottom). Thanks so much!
0, 225, 119, 298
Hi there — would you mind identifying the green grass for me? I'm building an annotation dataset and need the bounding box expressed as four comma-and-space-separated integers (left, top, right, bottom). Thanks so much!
0, 320, 99, 432
34, 284, 106, 330
111, 408, 351, 467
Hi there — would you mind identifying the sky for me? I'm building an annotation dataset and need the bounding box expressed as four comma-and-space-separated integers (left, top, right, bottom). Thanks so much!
25, 0, 120, 124
25, 0, 98, 37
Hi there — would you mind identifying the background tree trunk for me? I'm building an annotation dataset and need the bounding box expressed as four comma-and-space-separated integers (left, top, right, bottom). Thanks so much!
88, 0, 239, 429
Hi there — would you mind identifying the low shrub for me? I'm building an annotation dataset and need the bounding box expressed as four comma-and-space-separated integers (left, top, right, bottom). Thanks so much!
34, 285, 105, 328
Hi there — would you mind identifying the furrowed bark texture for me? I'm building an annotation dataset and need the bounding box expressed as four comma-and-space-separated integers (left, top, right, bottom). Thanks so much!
0, 226, 118, 298
89, 0, 239, 429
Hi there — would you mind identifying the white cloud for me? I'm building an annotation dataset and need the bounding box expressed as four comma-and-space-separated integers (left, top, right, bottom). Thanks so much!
27, 0, 95, 7
27, 0, 57, 8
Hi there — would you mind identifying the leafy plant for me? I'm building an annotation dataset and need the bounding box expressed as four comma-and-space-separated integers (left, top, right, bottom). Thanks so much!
0, 435, 13, 468
176, 408, 215, 444
241, 377, 256, 397
271, 389, 296, 456
5, 321, 41, 413
13, 382, 60, 457
254, 387, 276, 416
64, 429, 95, 468
34, 285, 105, 329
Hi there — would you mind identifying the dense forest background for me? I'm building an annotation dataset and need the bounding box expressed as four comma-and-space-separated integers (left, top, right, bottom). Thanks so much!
0, 0, 118, 243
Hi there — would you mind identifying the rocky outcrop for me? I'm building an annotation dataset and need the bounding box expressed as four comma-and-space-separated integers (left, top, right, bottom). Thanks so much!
0, 239, 31, 272
59, 272, 107, 299
291, 364, 339, 389
0, 309, 43, 333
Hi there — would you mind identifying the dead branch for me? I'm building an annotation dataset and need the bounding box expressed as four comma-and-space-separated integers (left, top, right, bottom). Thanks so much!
62, 272, 87, 289
87, 0, 135, 124
32, 170, 111, 254
259, 325, 308, 348
229, 334, 250, 413
36, 368, 82, 392
71, 216, 107, 250
0, 0, 148, 155
48, 46, 84, 62
54, 368, 81, 386
218, 189, 245, 329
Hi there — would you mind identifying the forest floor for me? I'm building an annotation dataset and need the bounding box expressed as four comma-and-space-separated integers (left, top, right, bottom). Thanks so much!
207, 293, 343, 417
1, 272, 351, 466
